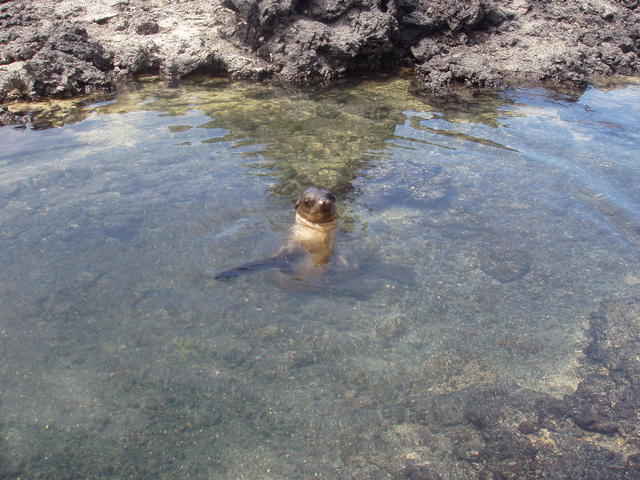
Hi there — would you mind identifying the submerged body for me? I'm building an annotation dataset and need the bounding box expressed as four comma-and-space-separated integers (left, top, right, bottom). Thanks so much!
215, 187, 338, 286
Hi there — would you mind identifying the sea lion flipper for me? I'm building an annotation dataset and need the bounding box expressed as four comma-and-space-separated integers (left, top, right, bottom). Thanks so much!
214, 258, 280, 280
214, 250, 299, 280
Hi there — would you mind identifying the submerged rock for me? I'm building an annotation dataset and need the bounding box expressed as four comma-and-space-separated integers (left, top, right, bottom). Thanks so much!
338, 377, 640, 479
362, 161, 453, 207
587, 296, 640, 382
1, 0, 639, 103
478, 244, 533, 283
559, 297, 640, 475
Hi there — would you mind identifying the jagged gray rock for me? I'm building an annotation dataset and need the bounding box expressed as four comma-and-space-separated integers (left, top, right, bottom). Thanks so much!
0, 0, 639, 103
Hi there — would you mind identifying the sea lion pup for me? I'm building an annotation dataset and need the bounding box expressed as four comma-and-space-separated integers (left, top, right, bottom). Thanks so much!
215, 187, 338, 284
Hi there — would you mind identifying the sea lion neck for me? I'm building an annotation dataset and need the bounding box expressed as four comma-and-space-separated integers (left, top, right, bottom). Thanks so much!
295, 212, 338, 231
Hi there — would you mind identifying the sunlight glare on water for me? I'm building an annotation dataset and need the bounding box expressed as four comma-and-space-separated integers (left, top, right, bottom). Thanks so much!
1, 76, 640, 478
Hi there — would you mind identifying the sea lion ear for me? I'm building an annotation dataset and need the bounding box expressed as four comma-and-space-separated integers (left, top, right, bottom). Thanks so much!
295, 198, 300, 209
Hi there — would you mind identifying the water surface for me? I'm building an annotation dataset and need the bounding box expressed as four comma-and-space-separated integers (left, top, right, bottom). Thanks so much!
1, 76, 640, 478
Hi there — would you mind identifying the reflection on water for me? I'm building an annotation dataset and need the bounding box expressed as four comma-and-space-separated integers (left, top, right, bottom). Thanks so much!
1, 76, 640, 478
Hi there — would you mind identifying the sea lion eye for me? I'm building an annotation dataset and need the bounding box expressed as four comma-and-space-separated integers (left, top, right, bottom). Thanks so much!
304, 198, 313, 207
327, 193, 336, 202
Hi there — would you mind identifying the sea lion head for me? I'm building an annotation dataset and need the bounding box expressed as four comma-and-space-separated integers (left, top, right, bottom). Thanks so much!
295, 187, 337, 224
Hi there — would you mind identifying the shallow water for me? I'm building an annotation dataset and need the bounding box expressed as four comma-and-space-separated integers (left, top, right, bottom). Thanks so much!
1, 76, 640, 478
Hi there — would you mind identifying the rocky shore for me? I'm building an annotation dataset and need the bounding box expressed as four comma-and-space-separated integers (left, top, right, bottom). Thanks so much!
1, 0, 639, 108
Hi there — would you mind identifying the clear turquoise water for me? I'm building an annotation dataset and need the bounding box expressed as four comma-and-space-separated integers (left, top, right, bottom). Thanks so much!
1, 77, 639, 478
